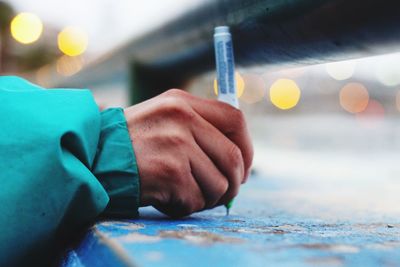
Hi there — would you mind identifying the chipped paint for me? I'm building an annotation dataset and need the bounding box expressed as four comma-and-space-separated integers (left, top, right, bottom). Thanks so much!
98, 221, 145, 231
305, 256, 344, 266
115, 232, 161, 243
177, 224, 199, 229
296, 244, 360, 254
158, 229, 243, 245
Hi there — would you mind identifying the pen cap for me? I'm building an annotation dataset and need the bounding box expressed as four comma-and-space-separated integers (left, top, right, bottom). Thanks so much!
214, 26, 230, 35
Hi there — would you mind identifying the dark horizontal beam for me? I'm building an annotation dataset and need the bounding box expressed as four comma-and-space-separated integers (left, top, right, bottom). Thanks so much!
63, 0, 400, 102
137, 0, 400, 73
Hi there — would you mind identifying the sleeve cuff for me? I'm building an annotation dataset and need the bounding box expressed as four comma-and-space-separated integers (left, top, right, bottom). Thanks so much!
92, 108, 140, 217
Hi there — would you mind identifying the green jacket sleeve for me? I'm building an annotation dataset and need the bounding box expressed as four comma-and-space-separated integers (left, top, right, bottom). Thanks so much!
0, 76, 140, 266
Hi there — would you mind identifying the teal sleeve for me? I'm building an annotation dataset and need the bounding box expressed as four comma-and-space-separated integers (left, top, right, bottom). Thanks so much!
0, 76, 140, 266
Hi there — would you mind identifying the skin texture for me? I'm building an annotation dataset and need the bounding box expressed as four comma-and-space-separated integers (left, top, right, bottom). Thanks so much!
124, 89, 253, 218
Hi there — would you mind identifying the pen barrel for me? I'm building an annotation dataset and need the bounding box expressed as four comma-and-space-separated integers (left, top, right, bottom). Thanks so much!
214, 26, 239, 108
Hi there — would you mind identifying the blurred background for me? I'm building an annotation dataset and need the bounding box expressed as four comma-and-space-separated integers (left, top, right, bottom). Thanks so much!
1, 0, 400, 220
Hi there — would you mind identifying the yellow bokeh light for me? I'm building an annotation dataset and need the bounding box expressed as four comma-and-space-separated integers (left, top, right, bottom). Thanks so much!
58, 27, 88, 56
56, 55, 84, 76
10, 13, 43, 44
214, 72, 245, 98
269, 79, 301, 110
339, 83, 369, 113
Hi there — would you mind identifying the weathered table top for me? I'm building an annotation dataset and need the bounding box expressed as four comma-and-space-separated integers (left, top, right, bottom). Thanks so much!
62, 170, 400, 267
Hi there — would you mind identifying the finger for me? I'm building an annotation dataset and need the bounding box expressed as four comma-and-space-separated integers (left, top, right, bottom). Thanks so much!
179, 92, 253, 180
156, 172, 205, 218
189, 141, 237, 209
191, 112, 244, 187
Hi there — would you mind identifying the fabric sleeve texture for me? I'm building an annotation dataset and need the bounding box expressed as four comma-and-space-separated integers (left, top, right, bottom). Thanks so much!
0, 76, 140, 266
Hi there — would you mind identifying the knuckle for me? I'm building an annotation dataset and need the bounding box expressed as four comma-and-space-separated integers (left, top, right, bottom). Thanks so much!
154, 129, 190, 150
162, 160, 184, 180
160, 97, 186, 113
174, 170, 192, 189
217, 101, 246, 131
186, 198, 204, 214
178, 190, 205, 216
217, 178, 229, 196
232, 109, 246, 130
167, 131, 188, 147
227, 144, 243, 167
214, 177, 228, 195
164, 88, 188, 98
209, 178, 228, 207
160, 97, 195, 121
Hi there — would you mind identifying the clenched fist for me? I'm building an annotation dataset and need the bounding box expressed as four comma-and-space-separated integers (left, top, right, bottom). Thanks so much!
124, 89, 253, 217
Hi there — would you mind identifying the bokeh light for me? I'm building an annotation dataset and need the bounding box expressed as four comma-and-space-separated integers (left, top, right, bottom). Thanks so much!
375, 54, 400, 86
56, 55, 84, 76
325, 60, 356, 80
274, 67, 306, 79
57, 27, 88, 56
269, 79, 301, 110
339, 83, 369, 113
240, 73, 265, 104
10, 13, 43, 44
214, 72, 245, 98
356, 99, 385, 128
35, 64, 52, 87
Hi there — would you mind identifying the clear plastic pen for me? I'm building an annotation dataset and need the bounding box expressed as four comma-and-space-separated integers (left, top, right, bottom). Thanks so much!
213, 26, 238, 215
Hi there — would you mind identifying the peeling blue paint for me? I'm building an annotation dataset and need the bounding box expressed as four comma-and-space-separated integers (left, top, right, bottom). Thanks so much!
63, 175, 400, 267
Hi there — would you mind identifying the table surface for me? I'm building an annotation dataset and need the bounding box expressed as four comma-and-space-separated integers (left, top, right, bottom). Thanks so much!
62, 171, 400, 267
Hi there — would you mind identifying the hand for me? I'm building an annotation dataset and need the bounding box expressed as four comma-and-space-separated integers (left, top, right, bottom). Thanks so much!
124, 89, 253, 217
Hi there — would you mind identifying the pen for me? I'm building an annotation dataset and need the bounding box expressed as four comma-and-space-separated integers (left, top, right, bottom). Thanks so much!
213, 26, 238, 216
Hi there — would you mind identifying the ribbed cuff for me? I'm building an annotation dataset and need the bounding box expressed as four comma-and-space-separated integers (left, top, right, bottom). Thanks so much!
93, 108, 140, 217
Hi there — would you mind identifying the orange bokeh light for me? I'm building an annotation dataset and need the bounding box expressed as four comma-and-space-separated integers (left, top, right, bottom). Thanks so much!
339, 83, 369, 113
